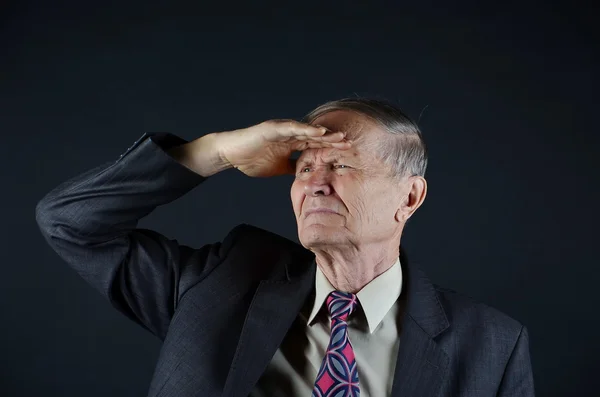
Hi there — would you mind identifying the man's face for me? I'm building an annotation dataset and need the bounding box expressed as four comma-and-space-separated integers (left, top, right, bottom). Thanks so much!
290, 110, 404, 250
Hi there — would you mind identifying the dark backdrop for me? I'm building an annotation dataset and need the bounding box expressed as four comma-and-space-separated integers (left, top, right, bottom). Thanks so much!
2, 1, 598, 396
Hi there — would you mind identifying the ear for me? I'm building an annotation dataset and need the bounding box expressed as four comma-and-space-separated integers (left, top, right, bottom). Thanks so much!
395, 176, 427, 223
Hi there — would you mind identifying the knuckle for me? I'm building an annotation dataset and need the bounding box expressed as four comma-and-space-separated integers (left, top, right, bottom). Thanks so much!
267, 119, 295, 130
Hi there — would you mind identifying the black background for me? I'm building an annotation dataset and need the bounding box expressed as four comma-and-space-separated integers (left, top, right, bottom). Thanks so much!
2, 1, 598, 396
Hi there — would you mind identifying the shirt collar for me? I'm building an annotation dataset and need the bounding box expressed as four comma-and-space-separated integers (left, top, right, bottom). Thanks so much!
307, 257, 403, 334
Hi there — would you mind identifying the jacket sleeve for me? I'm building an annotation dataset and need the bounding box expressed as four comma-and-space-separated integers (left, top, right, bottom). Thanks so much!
35, 132, 240, 340
497, 326, 536, 396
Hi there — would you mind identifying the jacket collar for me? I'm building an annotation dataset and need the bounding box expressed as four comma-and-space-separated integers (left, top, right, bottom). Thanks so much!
223, 244, 450, 397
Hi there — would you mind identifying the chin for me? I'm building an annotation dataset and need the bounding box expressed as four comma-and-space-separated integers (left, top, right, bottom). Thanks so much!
298, 224, 345, 249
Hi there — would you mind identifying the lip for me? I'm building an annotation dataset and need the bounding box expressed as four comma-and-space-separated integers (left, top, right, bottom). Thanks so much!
305, 208, 339, 217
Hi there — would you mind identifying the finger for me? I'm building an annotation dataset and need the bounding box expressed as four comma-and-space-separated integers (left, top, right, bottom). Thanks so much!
302, 123, 330, 137
293, 131, 346, 142
295, 140, 352, 150
309, 141, 352, 149
267, 120, 329, 140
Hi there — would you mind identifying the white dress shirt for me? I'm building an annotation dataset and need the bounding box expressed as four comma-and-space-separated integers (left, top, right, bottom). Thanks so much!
252, 257, 404, 397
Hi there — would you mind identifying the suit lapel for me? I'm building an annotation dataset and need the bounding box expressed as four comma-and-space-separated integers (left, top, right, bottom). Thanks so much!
223, 250, 316, 397
391, 249, 450, 396
222, 243, 450, 396
391, 317, 450, 396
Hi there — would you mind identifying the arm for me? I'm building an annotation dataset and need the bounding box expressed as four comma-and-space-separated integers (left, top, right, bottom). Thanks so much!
35, 132, 233, 340
35, 122, 350, 341
497, 326, 535, 396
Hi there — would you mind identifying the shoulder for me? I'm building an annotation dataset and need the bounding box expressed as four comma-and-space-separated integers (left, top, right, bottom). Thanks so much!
219, 223, 311, 277
433, 284, 525, 338
224, 223, 304, 254
428, 283, 531, 373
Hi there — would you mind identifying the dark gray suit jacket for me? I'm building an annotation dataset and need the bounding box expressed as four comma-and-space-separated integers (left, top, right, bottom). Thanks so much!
36, 132, 535, 397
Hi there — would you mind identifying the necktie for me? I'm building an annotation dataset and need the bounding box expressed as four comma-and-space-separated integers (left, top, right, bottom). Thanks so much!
312, 291, 360, 397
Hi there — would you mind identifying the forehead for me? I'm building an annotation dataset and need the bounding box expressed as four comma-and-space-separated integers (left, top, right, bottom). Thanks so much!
297, 110, 384, 163
310, 109, 379, 141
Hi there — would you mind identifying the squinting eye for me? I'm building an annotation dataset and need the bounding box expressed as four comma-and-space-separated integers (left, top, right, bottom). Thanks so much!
334, 164, 349, 169
300, 167, 311, 173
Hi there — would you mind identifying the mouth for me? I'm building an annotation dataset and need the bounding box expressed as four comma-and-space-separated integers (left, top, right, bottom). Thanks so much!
305, 208, 339, 217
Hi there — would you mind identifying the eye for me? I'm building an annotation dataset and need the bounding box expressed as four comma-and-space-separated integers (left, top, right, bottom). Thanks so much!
334, 164, 349, 169
300, 167, 311, 173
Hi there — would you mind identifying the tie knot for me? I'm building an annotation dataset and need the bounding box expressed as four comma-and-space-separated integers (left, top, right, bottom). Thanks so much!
326, 291, 358, 321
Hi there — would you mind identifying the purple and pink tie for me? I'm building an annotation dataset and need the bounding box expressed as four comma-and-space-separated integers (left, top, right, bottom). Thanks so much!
312, 290, 360, 397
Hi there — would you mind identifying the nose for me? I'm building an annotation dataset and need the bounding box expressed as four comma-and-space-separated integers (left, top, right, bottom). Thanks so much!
304, 169, 333, 197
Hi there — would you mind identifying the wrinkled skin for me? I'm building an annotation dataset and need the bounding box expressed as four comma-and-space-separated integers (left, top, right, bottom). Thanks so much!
290, 110, 427, 292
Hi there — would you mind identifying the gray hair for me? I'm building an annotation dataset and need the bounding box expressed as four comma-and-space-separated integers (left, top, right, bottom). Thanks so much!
303, 97, 428, 179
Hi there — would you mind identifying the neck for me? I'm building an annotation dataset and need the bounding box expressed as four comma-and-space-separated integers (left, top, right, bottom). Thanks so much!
312, 239, 401, 293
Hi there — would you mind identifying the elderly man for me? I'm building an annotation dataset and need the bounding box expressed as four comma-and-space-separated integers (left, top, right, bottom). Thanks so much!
36, 98, 534, 397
